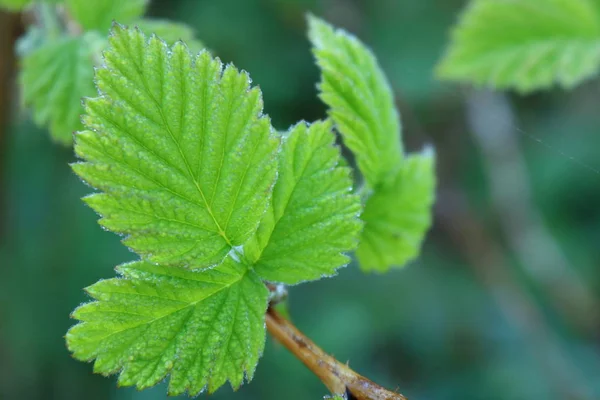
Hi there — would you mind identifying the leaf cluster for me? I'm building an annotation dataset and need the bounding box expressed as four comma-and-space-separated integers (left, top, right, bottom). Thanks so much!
65, 15, 436, 395
308, 16, 436, 272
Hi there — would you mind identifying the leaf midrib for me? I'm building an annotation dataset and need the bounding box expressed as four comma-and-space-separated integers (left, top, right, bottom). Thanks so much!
89, 271, 247, 344
121, 39, 234, 248
255, 132, 321, 263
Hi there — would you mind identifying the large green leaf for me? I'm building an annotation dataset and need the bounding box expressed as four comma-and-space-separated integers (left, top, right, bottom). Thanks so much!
248, 120, 363, 284
20, 33, 100, 145
73, 26, 279, 269
65, 0, 148, 32
356, 149, 436, 272
308, 15, 402, 188
437, 0, 600, 92
66, 257, 268, 395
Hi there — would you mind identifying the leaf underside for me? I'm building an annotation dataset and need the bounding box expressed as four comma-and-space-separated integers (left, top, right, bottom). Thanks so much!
73, 25, 279, 270
20, 35, 97, 144
437, 0, 600, 92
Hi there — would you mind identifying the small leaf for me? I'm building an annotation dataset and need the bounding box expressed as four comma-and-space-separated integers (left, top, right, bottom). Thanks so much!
357, 149, 436, 272
308, 15, 402, 188
65, 0, 148, 32
437, 0, 600, 92
66, 257, 268, 395
20, 33, 99, 145
133, 18, 205, 53
308, 16, 436, 272
73, 26, 279, 269
249, 121, 363, 284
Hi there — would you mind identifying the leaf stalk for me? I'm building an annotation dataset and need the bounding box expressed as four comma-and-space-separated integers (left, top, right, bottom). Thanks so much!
265, 307, 407, 400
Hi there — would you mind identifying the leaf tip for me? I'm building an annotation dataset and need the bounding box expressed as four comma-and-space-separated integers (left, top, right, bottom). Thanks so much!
306, 13, 335, 48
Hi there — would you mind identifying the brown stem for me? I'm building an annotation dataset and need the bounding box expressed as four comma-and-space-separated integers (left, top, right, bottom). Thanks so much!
265, 307, 407, 400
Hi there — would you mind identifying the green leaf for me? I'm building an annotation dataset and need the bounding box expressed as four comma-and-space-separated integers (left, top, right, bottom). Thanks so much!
66, 257, 268, 395
20, 33, 100, 145
65, 0, 148, 32
308, 16, 436, 272
73, 25, 279, 269
308, 15, 402, 188
133, 18, 205, 53
248, 120, 363, 284
357, 149, 436, 272
436, 0, 600, 92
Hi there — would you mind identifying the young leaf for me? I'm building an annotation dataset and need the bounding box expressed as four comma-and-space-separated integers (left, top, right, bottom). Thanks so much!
133, 19, 205, 53
356, 149, 436, 272
66, 257, 268, 395
73, 26, 279, 270
308, 16, 436, 272
437, 0, 600, 92
20, 33, 99, 144
308, 15, 402, 188
65, 0, 148, 32
249, 120, 363, 284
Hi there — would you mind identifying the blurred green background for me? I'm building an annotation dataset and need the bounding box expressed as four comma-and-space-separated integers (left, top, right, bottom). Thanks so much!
1, 0, 600, 399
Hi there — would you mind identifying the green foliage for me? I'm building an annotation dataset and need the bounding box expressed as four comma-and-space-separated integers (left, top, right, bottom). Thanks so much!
66, 257, 268, 395
4, 2, 598, 399
0, 0, 30, 11
73, 26, 279, 270
308, 16, 436, 272
308, 15, 402, 189
68, 25, 366, 394
248, 120, 363, 284
437, 0, 600, 92
357, 149, 436, 272
20, 33, 99, 144
133, 19, 205, 53
15, 0, 202, 145
65, 0, 148, 32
